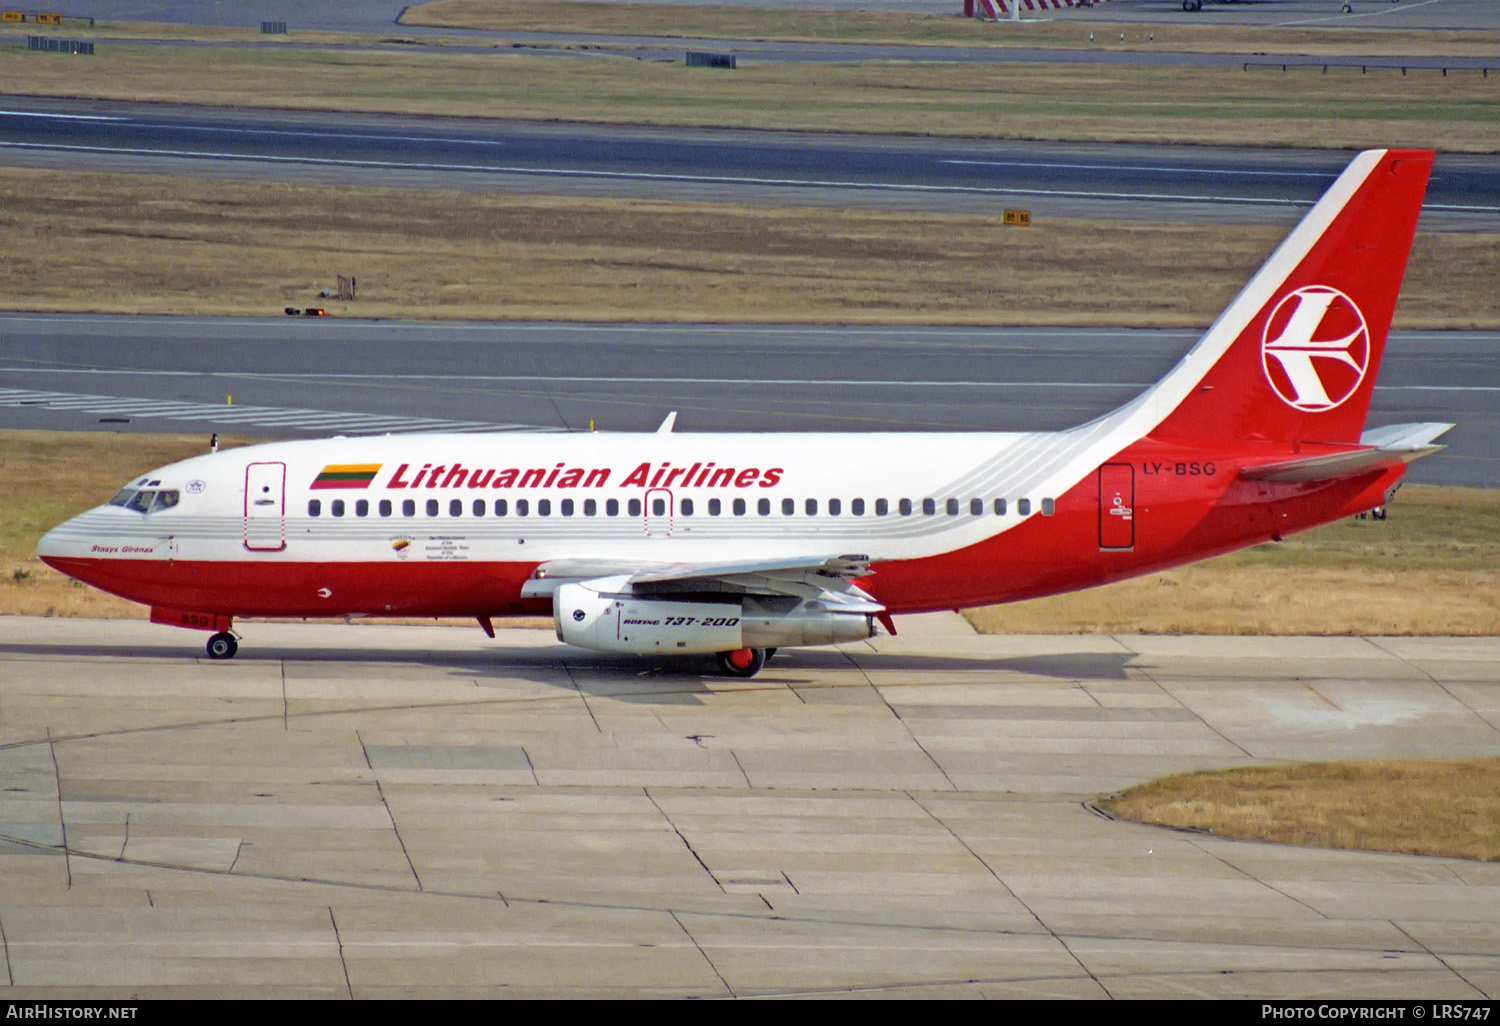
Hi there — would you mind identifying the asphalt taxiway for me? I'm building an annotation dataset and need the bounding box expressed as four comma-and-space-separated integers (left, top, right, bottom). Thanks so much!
1, 615, 1497, 997
2, 315, 1493, 488
4, 99, 1497, 225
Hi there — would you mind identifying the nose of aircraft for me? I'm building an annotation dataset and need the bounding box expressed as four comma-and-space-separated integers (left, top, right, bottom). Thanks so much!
37, 511, 87, 573
37, 521, 66, 567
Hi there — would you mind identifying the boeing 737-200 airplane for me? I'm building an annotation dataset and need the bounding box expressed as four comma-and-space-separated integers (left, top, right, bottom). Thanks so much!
40, 149, 1450, 676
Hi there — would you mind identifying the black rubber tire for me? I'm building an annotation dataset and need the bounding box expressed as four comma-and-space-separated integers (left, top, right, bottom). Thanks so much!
715, 648, 766, 678
207, 632, 238, 660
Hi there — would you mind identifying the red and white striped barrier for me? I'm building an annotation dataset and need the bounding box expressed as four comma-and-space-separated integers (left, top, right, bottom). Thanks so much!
967, 0, 1111, 16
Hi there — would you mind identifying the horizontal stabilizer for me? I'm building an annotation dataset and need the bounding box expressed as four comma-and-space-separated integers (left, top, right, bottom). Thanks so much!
1357, 421, 1455, 451
1239, 422, 1452, 483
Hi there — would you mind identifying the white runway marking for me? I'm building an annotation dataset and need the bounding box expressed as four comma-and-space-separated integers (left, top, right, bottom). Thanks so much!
0, 110, 125, 121
942, 158, 1331, 178
0, 387, 550, 434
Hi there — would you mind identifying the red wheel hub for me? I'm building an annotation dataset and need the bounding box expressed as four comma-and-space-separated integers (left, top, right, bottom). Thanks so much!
727, 648, 755, 670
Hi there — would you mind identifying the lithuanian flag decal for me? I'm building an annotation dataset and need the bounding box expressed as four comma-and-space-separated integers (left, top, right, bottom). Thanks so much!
311, 464, 382, 490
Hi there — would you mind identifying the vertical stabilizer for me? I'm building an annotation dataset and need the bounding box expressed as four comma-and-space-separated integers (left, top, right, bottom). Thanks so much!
1148, 149, 1432, 445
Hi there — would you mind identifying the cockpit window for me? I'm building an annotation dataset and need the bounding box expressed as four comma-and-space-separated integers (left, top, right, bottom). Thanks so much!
110, 487, 179, 514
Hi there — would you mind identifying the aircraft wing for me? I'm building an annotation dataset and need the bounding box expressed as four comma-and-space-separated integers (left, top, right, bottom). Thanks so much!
1238, 422, 1453, 484
521, 554, 879, 604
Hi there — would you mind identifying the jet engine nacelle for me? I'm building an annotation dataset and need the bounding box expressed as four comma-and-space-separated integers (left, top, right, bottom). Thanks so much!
553, 581, 876, 656
554, 581, 743, 655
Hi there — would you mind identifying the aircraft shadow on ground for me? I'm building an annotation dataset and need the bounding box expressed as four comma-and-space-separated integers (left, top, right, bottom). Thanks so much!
2, 640, 1139, 706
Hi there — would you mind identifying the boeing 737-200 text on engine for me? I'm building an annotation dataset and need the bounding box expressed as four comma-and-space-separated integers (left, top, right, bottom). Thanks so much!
40, 149, 1451, 676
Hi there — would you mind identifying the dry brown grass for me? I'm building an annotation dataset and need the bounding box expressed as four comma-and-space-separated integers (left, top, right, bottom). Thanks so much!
1102, 759, 1500, 862
964, 488, 1500, 636
403, 1, 1500, 59
1, 167, 1494, 327
0, 41, 1495, 151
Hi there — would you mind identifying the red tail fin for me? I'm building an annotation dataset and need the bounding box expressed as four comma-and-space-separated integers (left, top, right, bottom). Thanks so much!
1150, 149, 1432, 445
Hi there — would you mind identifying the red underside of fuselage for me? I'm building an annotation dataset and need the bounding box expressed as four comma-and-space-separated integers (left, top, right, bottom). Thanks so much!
40, 457, 1405, 626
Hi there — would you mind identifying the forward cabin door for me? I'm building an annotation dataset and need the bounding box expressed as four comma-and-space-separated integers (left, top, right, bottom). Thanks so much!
1098, 463, 1135, 551
244, 462, 287, 552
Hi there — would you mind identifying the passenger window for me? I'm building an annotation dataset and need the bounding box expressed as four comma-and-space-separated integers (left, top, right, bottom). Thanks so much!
495, 499, 508, 516
970, 498, 983, 516
758, 498, 771, 516
402, 499, 415, 517
993, 498, 1007, 516
946, 498, 959, 516
652, 498, 666, 516
899, 499, 912, 516
426, 499, 439, 517
450, 499, 462, 517
380, 499, 392, 517
708, 498, 721, 516
782, 498, 794, 516
922, 498, 935, 515
607, 499, 619, 517
1042, 498, 1055, 516
628, 498, 641, 517
332, 499, 345, 517
733, 498, 746, 516
875, 499, 889, 516
851, 498, 865, 516
561, 498, 574, 516
584, 499, 596, 516
1018, 498, 1031, 516
516, 499, 529, 516
357, 500, 369, 517
472, 499, 484, 517
805, 498, 818, 516
538, 499, 551, 516
829, 498, 841, 516
681, 498, 693, 516
308, 499, 321, 517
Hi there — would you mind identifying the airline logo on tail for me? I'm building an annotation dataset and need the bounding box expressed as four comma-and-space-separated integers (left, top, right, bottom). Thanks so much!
1261, 285, 1371, 412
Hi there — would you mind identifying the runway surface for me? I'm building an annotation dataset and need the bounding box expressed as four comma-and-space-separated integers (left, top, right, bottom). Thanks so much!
4, 99, 1497, 225
1, 615, 1497, 997
1, 314, 1492, 487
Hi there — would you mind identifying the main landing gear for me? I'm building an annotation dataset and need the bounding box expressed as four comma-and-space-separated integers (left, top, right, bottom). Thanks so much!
714, 647, 775, 678
206, 631, 238, 660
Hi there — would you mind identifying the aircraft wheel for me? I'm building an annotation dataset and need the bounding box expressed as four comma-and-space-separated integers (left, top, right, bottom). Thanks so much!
715, 648, 766, 678
207, 632, 238, 660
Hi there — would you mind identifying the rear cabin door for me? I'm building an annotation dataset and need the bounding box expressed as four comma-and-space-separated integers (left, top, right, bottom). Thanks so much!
1098, 463, 1135, 551
244, 462, 287, 552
